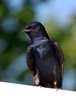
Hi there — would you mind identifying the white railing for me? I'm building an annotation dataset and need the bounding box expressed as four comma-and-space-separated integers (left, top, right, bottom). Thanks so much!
0, 82, 76, 100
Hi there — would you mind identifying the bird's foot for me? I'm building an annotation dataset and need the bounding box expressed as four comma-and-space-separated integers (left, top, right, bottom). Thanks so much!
33, 73, 40, 85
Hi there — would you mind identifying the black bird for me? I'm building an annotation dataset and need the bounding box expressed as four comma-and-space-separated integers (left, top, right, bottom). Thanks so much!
24, 22, 64, 88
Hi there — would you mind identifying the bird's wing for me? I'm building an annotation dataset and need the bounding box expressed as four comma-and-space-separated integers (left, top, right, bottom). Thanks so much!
26, 46, 36, 76
50, 40, 64, 66
50, 39, 64, 75
27, 46, 40, 85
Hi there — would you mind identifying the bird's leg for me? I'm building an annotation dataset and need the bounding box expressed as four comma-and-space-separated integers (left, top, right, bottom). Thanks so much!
33, 70, 40, 85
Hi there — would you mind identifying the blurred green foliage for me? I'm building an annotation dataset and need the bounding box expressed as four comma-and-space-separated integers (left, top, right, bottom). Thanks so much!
0, 0, 76, 90
0, 0, 35, 81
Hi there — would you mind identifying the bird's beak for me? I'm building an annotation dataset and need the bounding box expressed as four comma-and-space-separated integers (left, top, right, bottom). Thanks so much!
23, 29, 36, 33
23, 29, 31, 32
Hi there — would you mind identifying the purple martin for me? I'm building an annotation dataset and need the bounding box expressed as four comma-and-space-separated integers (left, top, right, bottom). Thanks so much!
24, 22, 64, 88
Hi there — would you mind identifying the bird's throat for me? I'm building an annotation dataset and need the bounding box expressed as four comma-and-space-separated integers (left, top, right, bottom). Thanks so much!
30, 37, 49, 48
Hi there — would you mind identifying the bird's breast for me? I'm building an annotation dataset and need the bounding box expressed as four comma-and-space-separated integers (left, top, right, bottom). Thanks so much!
34, 42, 51, 57
31, 41, 59, 82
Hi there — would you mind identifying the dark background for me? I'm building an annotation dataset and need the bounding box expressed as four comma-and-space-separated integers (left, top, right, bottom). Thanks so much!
0, 0, 76, 91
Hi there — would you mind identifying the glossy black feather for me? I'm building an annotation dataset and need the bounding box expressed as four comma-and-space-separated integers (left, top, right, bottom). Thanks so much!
24, 22, 64, 88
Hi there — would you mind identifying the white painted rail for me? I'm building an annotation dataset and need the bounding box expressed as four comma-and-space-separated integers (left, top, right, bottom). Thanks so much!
0, 82, 76, 100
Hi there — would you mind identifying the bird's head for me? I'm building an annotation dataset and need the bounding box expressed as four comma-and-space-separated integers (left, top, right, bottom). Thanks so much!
23, 22, 49, 41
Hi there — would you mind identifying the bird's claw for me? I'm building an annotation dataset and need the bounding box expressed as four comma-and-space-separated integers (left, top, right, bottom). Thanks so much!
33, 73, 40, 85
